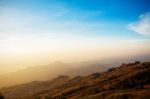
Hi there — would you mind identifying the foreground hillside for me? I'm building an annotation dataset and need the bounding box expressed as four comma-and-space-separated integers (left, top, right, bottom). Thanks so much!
0, 61, 150, 99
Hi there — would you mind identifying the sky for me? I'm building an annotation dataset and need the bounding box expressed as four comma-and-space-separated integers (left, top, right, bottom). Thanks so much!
0, 0, 150, 74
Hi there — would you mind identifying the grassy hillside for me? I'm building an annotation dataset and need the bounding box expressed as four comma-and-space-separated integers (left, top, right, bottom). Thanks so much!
0, 61, 150, 99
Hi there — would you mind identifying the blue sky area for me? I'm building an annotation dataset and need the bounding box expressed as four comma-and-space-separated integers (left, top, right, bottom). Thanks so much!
0, 0, 150, 73
1, 0, 150, 39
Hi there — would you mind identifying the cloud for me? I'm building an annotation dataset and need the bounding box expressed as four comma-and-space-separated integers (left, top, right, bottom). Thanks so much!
0, 6, 45, 36
0, 5, 106, 41
128, 12, 150, 36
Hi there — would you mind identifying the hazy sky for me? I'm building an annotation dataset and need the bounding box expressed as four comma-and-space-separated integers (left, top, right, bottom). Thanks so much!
0, 0, 150, 74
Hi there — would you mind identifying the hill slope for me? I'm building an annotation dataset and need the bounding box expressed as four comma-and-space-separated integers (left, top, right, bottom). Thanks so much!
0, 61, 150, 99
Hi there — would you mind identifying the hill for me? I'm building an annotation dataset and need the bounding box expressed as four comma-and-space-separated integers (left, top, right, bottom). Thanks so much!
0, 62, 107, 88
0, 61, 150, 99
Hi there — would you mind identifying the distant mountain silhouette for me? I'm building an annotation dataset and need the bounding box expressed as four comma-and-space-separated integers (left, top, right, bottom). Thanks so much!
0, 61, 150, 99
0, 62, 107, 88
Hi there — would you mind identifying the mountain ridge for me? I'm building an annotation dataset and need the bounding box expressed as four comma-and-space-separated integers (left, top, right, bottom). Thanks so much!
0, 62, 107, 88
0, 61, 150, 99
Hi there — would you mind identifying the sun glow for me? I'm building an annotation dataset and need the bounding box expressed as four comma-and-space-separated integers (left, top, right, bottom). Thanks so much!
0, 35, 149, 74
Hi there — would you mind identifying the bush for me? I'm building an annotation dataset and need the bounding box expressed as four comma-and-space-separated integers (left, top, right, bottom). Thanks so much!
0, 92, 4, 99
134, 61, 140, 64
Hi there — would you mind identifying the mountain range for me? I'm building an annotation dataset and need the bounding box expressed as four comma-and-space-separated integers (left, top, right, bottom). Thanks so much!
0, 62, 107, 88
0, 61, 150, 99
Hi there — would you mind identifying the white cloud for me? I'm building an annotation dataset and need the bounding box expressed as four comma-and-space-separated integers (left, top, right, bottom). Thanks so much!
128, 12, 150, 36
